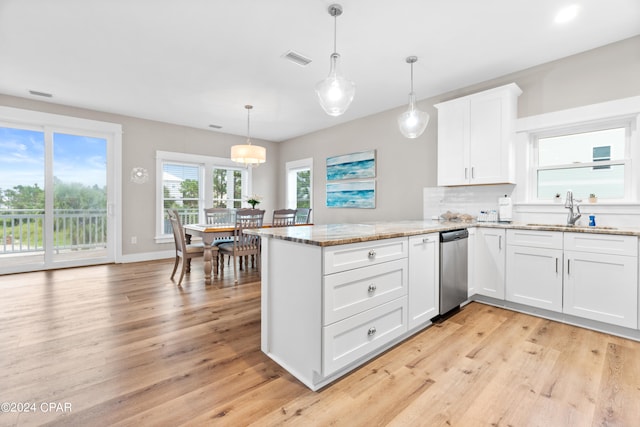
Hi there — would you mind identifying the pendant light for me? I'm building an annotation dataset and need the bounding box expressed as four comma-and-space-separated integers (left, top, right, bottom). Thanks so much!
397, 56, 429, 139
315, 3, 355, 117
230, 105, 266, 167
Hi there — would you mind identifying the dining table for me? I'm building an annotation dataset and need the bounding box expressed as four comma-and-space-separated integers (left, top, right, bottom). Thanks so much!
183, 223, 235, 285
183, 222, 312, 285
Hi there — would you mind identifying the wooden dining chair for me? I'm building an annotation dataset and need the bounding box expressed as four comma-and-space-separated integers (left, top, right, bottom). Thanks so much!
218, 208, 265, 284
295, 208, 312, 224
167, 208, 217, 285
272, 209, 297, 227
204, 207, 236, 226
204, 207, 236, 250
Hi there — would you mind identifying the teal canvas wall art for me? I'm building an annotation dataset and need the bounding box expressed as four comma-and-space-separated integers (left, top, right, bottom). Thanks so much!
326, 180, 375, 208
326, 150, 375, 181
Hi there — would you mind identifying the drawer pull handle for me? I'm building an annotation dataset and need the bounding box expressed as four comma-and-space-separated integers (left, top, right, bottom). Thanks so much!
367, 327, 377, 336
368, 250, 376, 258
368, 284, 377, 293
422, 238, 429, 244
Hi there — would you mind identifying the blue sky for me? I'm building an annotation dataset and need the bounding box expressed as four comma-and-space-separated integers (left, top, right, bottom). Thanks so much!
0, 127, 107, 191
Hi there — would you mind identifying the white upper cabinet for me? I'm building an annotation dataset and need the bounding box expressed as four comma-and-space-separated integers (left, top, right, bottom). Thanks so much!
435, 83, 522, 186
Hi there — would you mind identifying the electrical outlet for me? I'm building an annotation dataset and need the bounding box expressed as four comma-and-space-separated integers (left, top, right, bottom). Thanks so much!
131, 236, 137, 244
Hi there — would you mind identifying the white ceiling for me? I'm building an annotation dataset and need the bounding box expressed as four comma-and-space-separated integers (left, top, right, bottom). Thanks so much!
1, 0, 639, 142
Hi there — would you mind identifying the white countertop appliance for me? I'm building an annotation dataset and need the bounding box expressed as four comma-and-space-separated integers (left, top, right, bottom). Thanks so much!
498, 195, 513, 222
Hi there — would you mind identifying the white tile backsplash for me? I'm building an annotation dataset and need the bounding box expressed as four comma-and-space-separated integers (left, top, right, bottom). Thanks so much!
424, 185, 640, 227
424, 184, 515, 221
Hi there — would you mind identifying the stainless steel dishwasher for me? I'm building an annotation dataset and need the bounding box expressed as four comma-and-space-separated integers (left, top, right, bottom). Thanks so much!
439, 229, 469, 315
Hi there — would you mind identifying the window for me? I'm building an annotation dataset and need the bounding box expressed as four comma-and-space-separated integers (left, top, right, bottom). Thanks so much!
533, 125, 630, 201
286, 158, 313, 209
156, 151, 250, 239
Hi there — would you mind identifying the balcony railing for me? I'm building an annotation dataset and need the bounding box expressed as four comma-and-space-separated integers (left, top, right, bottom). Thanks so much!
0, 209, 108, 254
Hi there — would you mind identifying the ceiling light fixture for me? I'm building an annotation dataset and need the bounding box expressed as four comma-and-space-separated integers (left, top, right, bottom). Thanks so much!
555, 4, 580, 24
397, 56, 429, 139
230, 105, 266, 167
315, 3, 355, 117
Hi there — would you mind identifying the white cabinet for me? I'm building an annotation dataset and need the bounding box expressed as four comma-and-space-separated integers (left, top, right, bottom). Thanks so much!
435, 83, 521, 186
563, 233, 638, 329
408, 233, 439, 329
322, 239, 409, 376
467, 227, 476, 297
505, 229, 563, 312
475, 228, 506, 299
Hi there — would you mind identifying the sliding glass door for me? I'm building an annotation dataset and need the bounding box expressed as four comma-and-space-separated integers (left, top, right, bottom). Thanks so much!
0, 120, 116, 273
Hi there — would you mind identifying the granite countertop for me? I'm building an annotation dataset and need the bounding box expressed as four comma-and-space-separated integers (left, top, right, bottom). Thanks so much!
246, 220, 640, 247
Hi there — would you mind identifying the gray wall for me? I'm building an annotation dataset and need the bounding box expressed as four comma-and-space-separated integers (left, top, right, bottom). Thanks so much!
1, 36, 638, 259
279, 35, 640, 224
0, 96, 279, 257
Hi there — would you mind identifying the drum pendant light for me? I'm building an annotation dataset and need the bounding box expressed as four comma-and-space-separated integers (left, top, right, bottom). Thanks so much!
230, 105, 266, 167
397, 56, 429, 138
315, 4, 355, 117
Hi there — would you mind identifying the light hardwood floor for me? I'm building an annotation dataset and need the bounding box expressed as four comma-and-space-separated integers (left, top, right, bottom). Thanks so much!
1, 259, 639, 426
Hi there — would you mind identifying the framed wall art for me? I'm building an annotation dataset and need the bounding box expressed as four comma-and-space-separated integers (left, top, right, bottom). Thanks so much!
326, 180, 376, 209
326, 150, 376, 181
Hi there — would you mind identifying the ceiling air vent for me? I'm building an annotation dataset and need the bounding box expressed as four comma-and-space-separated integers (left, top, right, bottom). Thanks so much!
282, 50, 312, 67
29, 90, 53, 97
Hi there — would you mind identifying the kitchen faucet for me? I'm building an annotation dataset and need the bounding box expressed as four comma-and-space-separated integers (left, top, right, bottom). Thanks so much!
564, 190, 581, 225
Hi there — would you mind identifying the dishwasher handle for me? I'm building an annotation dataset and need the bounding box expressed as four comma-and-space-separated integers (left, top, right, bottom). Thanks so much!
440, 229, 469, 242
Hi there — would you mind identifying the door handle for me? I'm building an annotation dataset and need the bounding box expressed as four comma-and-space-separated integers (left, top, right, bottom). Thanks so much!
498, 235, 502, 250
465, 167, 468, 179
555, 257, 558, 273
567, 259, 570, 275
471, 167, 475, 179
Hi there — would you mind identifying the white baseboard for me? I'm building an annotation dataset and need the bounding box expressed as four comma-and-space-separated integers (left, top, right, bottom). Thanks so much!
119, 250, 174, 263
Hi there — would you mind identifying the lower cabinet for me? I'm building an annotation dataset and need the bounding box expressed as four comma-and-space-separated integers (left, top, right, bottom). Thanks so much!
563, 233, 638, 329
408, 233, 439, 329
506, 230, 563, 312
467, 227, 476, 297
475, 228, 506, 299
321, 238, 411, 378
503, 230, 638, 329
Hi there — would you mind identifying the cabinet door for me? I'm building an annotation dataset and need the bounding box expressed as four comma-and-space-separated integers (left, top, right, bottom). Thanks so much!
475, 228, 505, 299
468, 96, 507, 184
408, 233, 439, 329
506, 246, 563, 312
563, 251, 638, 328
436, 100, 469, 186
467, 227, 476, 297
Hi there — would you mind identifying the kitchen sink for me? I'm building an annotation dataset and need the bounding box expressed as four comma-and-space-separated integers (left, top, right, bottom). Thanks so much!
525, 223, 617, 230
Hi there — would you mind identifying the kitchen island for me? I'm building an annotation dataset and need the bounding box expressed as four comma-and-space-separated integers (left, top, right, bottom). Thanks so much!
250, 221, 454, 390
249, 221, 640, 391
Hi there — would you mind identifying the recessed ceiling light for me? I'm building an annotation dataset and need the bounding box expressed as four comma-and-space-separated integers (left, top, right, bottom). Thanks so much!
555, 4, 580, 24
28, 90, 53, 98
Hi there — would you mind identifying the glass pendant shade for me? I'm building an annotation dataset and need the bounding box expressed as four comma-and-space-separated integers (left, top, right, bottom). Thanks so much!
231, 105, 266, 167
315, 53, 355, 116
398, 92, 430, 139
398, 56, 429, 139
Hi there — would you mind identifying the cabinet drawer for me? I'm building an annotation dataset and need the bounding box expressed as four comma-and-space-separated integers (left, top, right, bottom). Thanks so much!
507, 229, 563, 249
323, 297, 407, 376
564, 233, 637, 256
323, 237, 407, 275
324, 258, 407, 325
